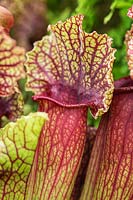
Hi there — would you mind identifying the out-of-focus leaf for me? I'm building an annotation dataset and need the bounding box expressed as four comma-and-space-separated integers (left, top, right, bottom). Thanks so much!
104, 1, 117, 24
75, 0, 99, 31
0, 112, 48, 199
25, 15, 116, 118
104, 0, 132, 24
47, 0, 76, 26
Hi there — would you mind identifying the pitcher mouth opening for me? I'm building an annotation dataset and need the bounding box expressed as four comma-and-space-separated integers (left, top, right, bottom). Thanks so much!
32, 82, 103, 107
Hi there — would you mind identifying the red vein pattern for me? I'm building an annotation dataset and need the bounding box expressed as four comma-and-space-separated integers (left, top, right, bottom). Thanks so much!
26, 15, 115, 118
25, 15, 116, 199
0, 6, 25, 123
25, 99, 87, 200
0, 26, 25, 96
80, 77, 133, 200
0, 113, 48, 200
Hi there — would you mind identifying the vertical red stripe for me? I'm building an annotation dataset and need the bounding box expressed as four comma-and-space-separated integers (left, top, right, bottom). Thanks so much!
26, 100, 87, 200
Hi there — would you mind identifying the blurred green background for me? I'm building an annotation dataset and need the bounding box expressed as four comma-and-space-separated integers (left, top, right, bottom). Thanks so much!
1, 0, 132, 127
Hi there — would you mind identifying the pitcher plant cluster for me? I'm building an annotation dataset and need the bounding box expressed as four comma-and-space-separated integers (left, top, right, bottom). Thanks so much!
0, 4, 132, 200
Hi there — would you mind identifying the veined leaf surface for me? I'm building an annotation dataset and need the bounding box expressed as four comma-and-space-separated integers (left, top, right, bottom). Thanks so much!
0, 112, 48, 200
25, 15, 116, 118
0, 26, 25, 96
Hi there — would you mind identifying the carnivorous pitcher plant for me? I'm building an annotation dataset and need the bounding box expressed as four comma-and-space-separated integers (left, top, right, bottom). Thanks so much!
25, 15, 115, 199
0, 6, 48, 199
1, 3, 133, 200
80, 6, 133, 200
